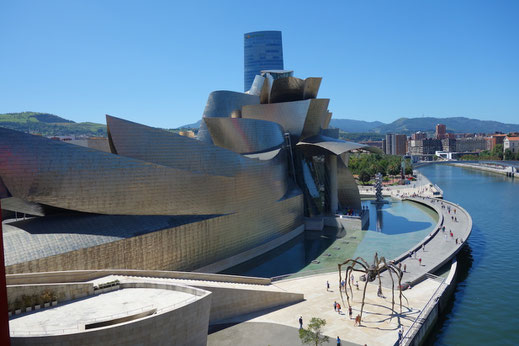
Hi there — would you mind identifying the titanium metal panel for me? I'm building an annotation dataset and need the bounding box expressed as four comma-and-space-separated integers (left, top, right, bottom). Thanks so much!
301, 99, 329, 139
202, 91, 259, 118
296, 135, 366, 156
197, 91, 260, 143
107, 115, 241, 177
247, 75, 265, 96
203, 117, 284, 154
322, 111, 332, 129
269, 77, 322, 104
337, 159, 361, 211
0, 127, 285, 215
106, 115, 287, 200
242, 99, 329, 140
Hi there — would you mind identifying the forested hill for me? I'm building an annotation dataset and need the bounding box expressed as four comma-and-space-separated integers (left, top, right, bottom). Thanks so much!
0, 112, 106, 137
330, 116, 519, 135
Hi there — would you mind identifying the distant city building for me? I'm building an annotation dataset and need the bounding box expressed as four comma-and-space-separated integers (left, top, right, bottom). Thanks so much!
384, 134, 407, 155
409, 138, 443, 156
244, 31, 284, 91
504, 137, 519, 154
360, 140, 383, 149
385, 134, 393, 155
411, 131, 427, 140
392, 134, 408, 155
486, 133, 507, 151
435, 124, 447, 139
455, 137, 487, 153
441, 138, 456, 152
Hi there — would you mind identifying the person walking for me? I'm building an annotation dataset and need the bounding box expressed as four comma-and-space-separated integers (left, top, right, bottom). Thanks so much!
337, 336, 341, 345
327, 280, 330, 291
337, 303, 341, 314
299, 316, 303, 329
348, 306, 353, 319
419, 258, 422, 266
403, 264, 407, 272
334, 301, 337, 312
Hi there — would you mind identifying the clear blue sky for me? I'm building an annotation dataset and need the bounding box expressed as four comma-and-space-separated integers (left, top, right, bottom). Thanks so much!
1, 0, 517, 128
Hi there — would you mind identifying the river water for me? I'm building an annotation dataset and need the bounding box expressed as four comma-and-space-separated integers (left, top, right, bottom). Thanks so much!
418, 164, 519, 345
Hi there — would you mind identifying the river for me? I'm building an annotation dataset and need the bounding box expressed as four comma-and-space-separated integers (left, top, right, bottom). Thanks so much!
418, 164, 519, 345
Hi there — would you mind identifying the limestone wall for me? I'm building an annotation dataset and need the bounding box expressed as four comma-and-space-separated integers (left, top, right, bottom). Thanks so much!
6, 193, 303, 274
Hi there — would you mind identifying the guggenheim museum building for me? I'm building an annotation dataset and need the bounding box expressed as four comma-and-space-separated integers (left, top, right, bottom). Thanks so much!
0, 34, 371, 275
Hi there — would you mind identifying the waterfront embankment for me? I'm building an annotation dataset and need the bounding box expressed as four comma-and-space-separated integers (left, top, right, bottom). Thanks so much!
449, 161, 519, 177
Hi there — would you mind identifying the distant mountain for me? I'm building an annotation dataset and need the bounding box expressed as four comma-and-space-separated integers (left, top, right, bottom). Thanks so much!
372, 117, 519, 135
329, 119, 384, 133
0, 112, 106, 137
178, 119, 201, 129
331, 116, 519, 135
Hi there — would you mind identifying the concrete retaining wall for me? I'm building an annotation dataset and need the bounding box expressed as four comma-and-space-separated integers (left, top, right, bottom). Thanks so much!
10, 281, 212, 346
197, 286, 304, 325
6, 269, 272, 286
404, 259, 458, 346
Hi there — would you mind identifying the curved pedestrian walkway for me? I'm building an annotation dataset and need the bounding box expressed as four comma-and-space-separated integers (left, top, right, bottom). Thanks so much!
378, 196, 472, 288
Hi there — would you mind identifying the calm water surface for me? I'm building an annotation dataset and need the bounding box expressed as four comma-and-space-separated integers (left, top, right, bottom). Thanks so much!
419, 165, 519, 346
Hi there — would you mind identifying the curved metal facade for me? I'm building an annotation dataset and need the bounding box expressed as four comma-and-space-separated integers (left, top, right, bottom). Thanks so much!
269, 77, 322, 104
198, 91, 260, 143
337, 158, 361, 211
203, 117, 284, 154
0, 127, 287, 216
242, 99, 329, 140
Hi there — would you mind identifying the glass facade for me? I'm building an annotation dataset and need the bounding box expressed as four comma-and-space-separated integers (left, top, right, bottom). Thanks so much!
244, 31, 284, 91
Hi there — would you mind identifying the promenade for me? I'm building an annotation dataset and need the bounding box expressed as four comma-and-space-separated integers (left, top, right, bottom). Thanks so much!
358, 172, 443, 199
209, 196, 472, 346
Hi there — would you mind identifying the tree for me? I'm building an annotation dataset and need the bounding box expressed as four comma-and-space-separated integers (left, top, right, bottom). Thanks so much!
299, 317, 329, 346
359, 170, 371, 184
504, 149, 514, 161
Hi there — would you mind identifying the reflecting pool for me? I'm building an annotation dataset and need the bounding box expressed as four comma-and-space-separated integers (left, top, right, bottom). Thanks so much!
222, 198, 438, 278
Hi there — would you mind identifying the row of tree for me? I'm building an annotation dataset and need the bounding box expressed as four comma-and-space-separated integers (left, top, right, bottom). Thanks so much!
460, 144, 519, 161
348, 153, 413, 184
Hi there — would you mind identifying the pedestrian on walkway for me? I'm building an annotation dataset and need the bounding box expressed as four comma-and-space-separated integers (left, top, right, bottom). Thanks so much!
354, 314, 361, 326
419, 258, 422, 266
337, 303, 341, 314
349, 306, 353, 319
403, 264, 407, 272
422, 244, 425, 252
334, 301, 337, 311
327, 280, 330, 291
337, 336, 341, 345
398, 328, 403, 343
299, 316, 303, 329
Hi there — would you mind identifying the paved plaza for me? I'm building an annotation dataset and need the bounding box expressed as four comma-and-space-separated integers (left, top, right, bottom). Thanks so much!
9, 285, 195, 336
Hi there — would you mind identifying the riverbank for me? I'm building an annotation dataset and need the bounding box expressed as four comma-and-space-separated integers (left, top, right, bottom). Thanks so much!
449, 162, 519, 178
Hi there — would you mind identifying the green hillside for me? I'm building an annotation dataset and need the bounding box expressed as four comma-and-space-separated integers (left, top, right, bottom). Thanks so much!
0, 112, 106, 137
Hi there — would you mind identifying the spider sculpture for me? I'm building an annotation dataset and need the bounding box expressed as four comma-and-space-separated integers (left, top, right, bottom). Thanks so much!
338, 253, 408, 320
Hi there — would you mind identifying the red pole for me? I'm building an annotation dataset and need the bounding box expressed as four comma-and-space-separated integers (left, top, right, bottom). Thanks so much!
0, 200, 10, 344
